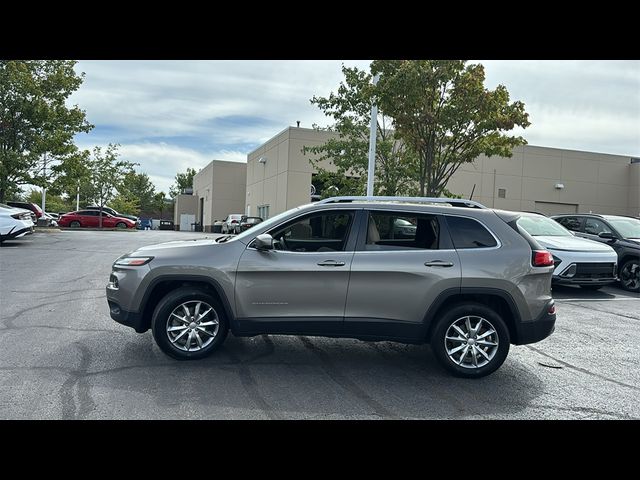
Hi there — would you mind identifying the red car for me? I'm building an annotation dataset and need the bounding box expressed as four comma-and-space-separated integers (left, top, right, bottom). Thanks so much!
58, 210, 136, 229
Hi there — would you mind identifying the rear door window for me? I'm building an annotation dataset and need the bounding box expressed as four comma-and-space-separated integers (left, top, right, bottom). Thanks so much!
446, 216, 497, 249
365, 211, 441, 250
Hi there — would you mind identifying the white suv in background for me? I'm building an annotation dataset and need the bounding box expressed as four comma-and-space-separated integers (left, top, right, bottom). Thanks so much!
516, 212, 618, 290
221, 214, 243, 234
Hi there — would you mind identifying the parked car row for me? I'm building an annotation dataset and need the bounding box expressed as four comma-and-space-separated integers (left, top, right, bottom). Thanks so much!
221, 214, 263, 234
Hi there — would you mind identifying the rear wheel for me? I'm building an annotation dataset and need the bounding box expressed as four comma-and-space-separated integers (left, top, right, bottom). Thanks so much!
580, 285, 603, 291
431, 302, 510, 378
619, 259, 640, 293
70, 221, 81, 228
151, 287, 229, 360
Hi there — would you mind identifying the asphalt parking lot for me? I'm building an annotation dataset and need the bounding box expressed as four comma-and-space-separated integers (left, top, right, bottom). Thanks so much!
1, 230, 639, 419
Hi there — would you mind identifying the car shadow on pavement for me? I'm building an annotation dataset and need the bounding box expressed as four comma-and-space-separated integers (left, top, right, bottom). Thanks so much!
66, 333, 546, 419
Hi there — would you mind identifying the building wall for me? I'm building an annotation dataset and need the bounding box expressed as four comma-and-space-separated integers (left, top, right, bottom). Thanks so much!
193, 160, 247, 231
246, 127, 639, 218
173, 194, 198, 229
446, 145, 639, 216
246, 127, 338, 218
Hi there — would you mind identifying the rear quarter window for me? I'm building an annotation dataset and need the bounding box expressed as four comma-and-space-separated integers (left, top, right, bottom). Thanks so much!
446, 216, 498, 249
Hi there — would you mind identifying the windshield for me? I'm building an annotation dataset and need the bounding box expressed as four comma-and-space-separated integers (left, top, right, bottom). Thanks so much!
607, 217, 640, 239
517, 215, 572, 237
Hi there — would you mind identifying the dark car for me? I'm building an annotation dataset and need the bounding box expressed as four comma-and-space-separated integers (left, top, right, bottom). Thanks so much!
233, 216, 263, 234
6, 201, 42, 221
552, 214, 640, 292
158, 220, 174, 230
58, 210, 136, 229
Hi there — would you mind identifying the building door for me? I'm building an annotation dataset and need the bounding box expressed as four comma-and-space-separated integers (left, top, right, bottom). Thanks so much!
534, 201, 578, 216
199, 198, 204, 230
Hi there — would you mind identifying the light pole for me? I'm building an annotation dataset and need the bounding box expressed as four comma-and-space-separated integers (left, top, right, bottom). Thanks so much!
366, 74, 380, 197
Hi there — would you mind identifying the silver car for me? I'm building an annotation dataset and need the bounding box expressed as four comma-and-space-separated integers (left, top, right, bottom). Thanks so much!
106, 197, 557, 378
516, 213, 618, 290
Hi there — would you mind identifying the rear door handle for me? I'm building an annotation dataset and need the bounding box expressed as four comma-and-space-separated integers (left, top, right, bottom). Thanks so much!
424, 260, 454, 267
317, 260, 346, 267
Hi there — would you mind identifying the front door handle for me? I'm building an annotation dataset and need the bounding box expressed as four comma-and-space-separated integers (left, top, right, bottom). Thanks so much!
317, 260, 346, 267
424, 260, 454, 267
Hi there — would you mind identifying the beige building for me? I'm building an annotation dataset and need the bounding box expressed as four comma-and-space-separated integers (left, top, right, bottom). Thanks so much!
192, 160, 247, 232
173, 193, 198, 230
246, 126, 640, 218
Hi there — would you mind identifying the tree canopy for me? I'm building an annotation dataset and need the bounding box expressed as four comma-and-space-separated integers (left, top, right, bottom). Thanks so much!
371, 60, 530, 196
306, 65, 415, 197
0, 60, 93, 202
169, 167, 197, 198
308, 61, 530, 198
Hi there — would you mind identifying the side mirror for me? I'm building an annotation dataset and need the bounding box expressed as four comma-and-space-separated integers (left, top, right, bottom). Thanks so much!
598, 232, 617, 240
254, 233, 274, 250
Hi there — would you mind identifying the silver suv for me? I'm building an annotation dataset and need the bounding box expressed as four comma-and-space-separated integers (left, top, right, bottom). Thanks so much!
106, 197, 557, 378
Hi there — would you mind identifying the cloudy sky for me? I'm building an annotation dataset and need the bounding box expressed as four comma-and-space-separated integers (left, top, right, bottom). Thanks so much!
70, 60, 640, 194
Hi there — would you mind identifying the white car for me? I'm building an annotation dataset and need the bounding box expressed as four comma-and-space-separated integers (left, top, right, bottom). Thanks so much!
221, 214, 243, 234
0, 204, 35, 243
516, 212, 618, 290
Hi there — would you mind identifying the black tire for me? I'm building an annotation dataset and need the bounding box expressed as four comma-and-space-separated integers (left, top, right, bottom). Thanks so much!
430, 302, 510, 378
151, 287, 229, 360
619, 259, 640, 293
580, 285, 604, 291
116, 222, 127, 229
70, 221, 81, 228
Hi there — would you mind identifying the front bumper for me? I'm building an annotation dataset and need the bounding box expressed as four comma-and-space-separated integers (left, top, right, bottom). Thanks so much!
107, 300, 148, 333
552, 276, 616, 286
513, 301, 556, 345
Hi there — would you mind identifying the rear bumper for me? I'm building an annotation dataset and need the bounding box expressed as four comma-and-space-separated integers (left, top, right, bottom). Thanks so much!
107, 300, 148, 333
513, 301, 556, 345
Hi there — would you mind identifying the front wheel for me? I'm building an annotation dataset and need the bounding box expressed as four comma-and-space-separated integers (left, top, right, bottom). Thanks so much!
431, 302, 510, 378
116, 222, 127, 229
70, 221, 81, 228
151, 287, 229, 360
619, 259, 640, 293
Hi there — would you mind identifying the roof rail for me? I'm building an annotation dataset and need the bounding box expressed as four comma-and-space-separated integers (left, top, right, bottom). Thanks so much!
315, 196, 487, 209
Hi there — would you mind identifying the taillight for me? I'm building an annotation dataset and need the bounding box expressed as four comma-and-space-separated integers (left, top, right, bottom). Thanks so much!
532, 250, 554, 267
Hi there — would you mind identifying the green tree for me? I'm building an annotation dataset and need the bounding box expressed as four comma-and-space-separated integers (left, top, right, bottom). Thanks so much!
50, 147, 93, 210
169, 167, 197, 198
118, 171, 156, 215
307, 65, 415, 197
86, 144, 136, 228
110, 194, 140, 216
26, 189, 73, 214
0, 60, 93, 202
371, 60, 530, 197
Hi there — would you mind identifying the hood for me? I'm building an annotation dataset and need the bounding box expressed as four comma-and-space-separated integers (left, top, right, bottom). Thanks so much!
534, 235, 615, 252
134, 237, 220, 252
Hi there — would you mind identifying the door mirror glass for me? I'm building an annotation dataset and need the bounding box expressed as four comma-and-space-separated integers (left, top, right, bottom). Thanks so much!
598, 231, 617, 240
254, 233, 274, 250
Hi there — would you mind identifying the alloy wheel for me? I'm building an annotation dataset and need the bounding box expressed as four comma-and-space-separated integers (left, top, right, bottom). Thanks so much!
620, 261, 639, 291
444, 316, 499, 369
167, 300, 219, 352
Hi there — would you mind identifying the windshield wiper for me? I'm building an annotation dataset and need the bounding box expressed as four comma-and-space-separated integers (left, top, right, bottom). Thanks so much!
216, 235, 233, 243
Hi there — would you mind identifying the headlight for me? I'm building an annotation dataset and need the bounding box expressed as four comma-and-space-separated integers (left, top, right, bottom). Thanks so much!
114, 256, 154, 266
